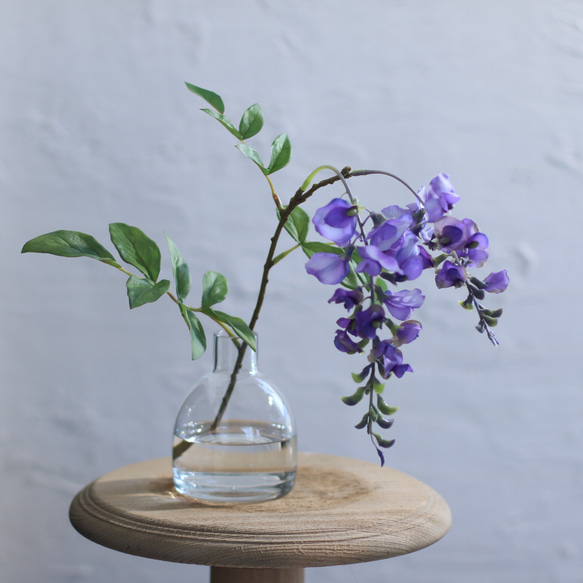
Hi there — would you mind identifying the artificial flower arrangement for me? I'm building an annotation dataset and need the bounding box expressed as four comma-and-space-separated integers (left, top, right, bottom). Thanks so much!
22, 83, 508, 467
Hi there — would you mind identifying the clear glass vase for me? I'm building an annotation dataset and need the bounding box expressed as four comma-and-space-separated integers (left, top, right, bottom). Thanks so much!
172, 331, 297, 503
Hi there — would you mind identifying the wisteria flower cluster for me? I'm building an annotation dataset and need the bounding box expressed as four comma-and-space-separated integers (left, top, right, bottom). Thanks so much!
304, 173, 508, 463
22, 83, 508, 464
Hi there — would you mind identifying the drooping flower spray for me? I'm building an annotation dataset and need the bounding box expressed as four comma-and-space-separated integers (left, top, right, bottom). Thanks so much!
304, 171, 508, 463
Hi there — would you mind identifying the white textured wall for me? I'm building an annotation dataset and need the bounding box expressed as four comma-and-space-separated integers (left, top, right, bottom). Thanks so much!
2, 1, 582, 582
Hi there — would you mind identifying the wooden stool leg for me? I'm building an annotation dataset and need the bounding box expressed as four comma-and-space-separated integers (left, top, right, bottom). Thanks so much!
210, 566, 305, 583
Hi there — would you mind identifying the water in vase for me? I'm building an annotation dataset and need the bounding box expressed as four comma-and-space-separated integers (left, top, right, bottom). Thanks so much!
173, 420, 297, 503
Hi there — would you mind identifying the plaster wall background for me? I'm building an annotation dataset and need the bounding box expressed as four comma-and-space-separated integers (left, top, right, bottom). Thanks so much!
1, 1, 582, 582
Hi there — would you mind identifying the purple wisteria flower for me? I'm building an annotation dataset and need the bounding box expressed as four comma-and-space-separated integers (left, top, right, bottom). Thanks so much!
390, 230, 429, 280
312, 198, 358, 246
334, 329, 362, 353
356, 244, 400, 276
328, 287, 364, 310
305, 252, 350, 285
301, 170, 506, 465
464, 232, 489, 268
367, 214, 412, 249
379, 288, 425, 320
419, 173, 461, 222
371, 340, 413, 379
356, 215, 429, 281
435, 260, 467, 288
355, 304, 385, 339
483, 269, 509, 293
381, 204, 416, 220
396, 320, 422, 345
433, 216, 476, 250
434, 217, 490, 268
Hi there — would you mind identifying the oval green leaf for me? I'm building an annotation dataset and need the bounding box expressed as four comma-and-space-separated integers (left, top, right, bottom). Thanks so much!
301, 241, 342, 259
239, 103, 264, 139
21, 230, 120, 267
180, 304, 207, 360
126, 276, 170, 309
281, 206, 310, 244
266, 133, 291, 175
165, 234, 191, 302
201, 271, 228, 308
109, 223, 161, 282
201, 108, 242, 139
185, 82, 225, 114
235, 143, 266, 172
204, 308, 257, 351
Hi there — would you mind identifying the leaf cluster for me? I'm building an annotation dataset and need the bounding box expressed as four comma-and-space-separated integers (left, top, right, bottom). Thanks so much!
21, 224, 255, 359
186, 83, 291, 176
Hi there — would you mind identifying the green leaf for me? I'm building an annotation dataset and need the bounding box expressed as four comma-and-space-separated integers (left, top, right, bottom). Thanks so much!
301, 241, 342, 258
272, 244, 301, 266
109, 223, 162, 281
180, 304, 207, 360
266, 133, 291, 175
201, 108, 242, 139
204, 308, 257, 351
165, 234, 191, 302
126, 275, 170, 309
341, 386, 366, 406
281, 206, 310, 244
377, 395, 398, 416
239, 103, 264, 139
185, 82, 225, 113
201, 271, 228, 308
21, 230, 120, 267
235, 143, 266, 172
343, 261, 364, 290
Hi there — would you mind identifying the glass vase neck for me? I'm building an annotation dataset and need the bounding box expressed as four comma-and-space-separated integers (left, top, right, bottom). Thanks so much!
213, 332, 258, 374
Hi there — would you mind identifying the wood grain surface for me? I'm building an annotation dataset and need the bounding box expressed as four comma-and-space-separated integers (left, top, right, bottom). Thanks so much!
69, 452, 451, 569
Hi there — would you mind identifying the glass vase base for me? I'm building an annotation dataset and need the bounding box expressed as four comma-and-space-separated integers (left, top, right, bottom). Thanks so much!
173, 469, 296, 503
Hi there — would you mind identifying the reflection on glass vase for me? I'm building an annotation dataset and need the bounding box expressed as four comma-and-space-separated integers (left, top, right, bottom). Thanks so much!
172, 331, 297, 503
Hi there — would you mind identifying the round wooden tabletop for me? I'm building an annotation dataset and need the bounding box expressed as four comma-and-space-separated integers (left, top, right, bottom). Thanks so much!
69, 452, 451, 570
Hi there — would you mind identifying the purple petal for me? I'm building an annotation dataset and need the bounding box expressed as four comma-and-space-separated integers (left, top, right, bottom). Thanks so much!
305, 252, 349, 285
334, 329, 362, 353
312, 198, 357, 246
392, 363, 413, 378
368, 215, 412, 250
435, 260, 466, 289
355, 304, 385, 339
382, 288, 425, 320
396, 320, 422, 344
483, 269, 509, 294
328, 287, 364, 310
357, 245, 401, 273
